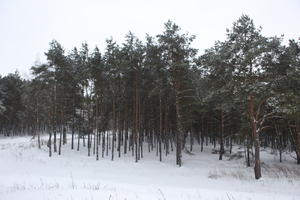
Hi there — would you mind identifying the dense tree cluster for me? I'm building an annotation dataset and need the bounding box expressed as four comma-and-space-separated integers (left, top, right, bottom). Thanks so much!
0, 15, 299, 179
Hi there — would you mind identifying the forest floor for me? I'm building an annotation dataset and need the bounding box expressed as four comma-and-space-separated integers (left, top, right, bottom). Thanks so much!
0, 135, 300, 200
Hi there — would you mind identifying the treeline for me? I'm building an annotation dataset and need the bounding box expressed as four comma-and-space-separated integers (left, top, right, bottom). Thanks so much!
0, 15, 299, 179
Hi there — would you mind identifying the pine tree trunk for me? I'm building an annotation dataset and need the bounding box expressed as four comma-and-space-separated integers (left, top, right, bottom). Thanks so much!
48, 130, 52, 157
219, 108, 224, 160
254, 133, 261, 179
134, 72, 139, 163
37, 130, 41, 149
54, 130, 57, 152
118, 106, 121, 158
106, 130, 109, 156
71, 118, 74, 150
229, 134, 233, 154
96, 131, 99, 160
87, 100, 91, 157
58, 123, 62, 155
111, 97, 116, 161
102, 131, 105, 158
63, 127, 66, 145
63, 126, 67, 145
83, 135, 86, 147
159, 95, 163, 162
88, 131, 91, 157
36, 100, 41, 149
175, 99, 183, 167
96, 99, 99, 160
53, 84, 57, 153
58, 131, 62, 155
58, 109, 63, 155
139, 100, 143, 159
249, 94, 262, 179
295, 121, 300, 164
93, 119, 96, 156
246, 137, 251, 167
172, 68, 185, 166
71, 98, 75, 150
124, 112, 128, 154
201, 118, 204, 152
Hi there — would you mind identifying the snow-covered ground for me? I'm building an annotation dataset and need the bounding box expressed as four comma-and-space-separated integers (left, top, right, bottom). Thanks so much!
0, 135, 300, 200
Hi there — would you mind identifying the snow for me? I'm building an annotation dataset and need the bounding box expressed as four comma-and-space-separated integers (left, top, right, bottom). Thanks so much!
0, 135, 300, 200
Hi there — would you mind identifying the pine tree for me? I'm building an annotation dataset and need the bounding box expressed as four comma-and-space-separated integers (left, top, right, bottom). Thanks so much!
222, 15, 283, 178
158, 20, 197, 166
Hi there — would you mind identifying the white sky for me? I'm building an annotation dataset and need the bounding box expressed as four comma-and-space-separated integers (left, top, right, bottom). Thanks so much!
0, 0, 299, 78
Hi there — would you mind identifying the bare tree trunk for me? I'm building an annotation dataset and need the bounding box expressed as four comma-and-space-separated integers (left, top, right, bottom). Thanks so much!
139, 99, 143, 159
88, 131, 91, 157
165, 106, 169, 156
172, 67, 185, 167
111, 97, 116, 161
254, 132, 261, 179
201, 117, 204, 152
58, 119, 62, 155
71, 98, 75, 150
63, 128, 67, 145
124, 105, 128, 154
295, 121, 300, 164
71, 118, 74, 150
36, 98, 41, 149
118, 104, 121, 158
53, 84, 57, 153
229, 135, 233, 154
54, 130, 57, 152
249, 94, 261, 179
175, 100, 183, 167
159, 95, 163, 162
77, 127, 80, 151
106, 130, 109, 157
58, 130, 62, 155
63, 121, 67, 145
48, 126, 52, 157
134, 72, 139, 163
96, 98, 99, 160
219, 108, 224, 160
87, 93, 91, 157
246, 135, 251, 167
58, 109, 63, 155
102, 131, 105, 158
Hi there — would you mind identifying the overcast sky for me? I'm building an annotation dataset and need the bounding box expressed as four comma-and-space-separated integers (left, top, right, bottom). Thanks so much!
0, 0, 299, 78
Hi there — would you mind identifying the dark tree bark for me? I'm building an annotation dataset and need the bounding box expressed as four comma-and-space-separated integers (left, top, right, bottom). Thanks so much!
219, 108, 225, 160
96, 99, 99, 160
295, 121, 300, 164
111, 97, 116, 161
48, 129, 52, 157
249, 94, 261, 179
159, 95, 163, 161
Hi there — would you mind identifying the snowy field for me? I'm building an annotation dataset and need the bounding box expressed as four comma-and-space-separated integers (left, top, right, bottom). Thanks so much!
0, 135, 300, 200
